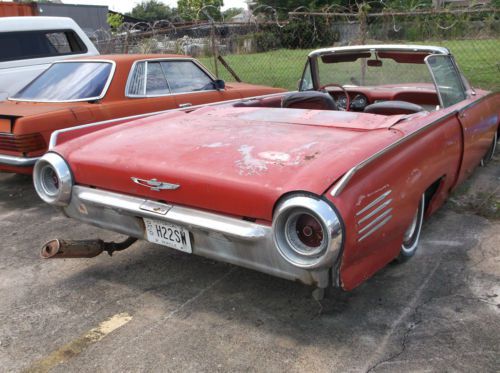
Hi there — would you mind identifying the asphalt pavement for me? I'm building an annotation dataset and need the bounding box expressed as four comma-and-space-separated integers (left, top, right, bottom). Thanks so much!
0, 150, 498, 372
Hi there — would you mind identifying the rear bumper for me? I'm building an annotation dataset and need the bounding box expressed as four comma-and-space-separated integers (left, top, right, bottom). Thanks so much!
62, 186, 330, 288
0, 154, 39, 167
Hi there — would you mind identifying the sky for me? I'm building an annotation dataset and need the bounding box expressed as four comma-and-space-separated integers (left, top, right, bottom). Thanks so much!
59, 0, 248, 13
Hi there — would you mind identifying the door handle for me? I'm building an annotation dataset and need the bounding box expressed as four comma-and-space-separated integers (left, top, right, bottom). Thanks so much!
178, 103, 192, 108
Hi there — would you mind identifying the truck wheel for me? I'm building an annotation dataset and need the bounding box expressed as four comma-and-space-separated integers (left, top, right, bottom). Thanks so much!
396, 194, 425, 262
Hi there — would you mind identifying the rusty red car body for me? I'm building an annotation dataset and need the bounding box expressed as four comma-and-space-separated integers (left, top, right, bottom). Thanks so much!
34, 45, 499, 294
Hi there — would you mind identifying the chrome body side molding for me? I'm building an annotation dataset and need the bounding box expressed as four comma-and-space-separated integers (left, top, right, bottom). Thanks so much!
331, 91, 497, 198
330, 110, 458, 197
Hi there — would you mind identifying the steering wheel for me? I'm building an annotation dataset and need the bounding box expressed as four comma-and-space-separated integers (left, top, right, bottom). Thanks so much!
319, 83, 351, 111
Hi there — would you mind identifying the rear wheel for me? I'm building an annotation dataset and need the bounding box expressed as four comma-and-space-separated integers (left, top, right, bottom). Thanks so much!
480, 131, 497, 167
396, 194, 425, 262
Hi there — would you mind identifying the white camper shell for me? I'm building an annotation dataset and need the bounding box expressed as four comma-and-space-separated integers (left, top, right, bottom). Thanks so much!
0, 17, 99, 100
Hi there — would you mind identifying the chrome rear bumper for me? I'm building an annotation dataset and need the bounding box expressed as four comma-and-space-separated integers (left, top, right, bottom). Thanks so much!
62, 186, 330, 287
0, 154, 39, 167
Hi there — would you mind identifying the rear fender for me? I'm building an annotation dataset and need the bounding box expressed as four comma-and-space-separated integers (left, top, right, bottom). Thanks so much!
325, 113, 463, 290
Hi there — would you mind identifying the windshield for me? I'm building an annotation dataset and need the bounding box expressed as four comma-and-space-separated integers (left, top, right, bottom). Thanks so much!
316, 51, 434, 88
425, 54, 466, 107
12, 62, 113, 102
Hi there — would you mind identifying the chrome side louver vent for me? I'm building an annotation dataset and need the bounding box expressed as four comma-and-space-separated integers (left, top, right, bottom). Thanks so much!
356, 190, 393, 242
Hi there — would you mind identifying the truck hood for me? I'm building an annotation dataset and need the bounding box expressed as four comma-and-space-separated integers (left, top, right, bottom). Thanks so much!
56, 106, 404, 220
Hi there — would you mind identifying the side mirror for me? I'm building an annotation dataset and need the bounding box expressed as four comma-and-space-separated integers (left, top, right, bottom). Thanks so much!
214, 79, 225, 90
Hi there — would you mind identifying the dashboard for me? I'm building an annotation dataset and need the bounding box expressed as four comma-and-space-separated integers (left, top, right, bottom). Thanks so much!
335, 93, 369, 111
325, 85, 439, 112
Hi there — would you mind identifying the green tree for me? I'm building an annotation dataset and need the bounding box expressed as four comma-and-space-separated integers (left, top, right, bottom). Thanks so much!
251, 0, 356, 17
177, 0, 224, 21
222, 7, 244, 21
107, 13, 124, 31
380, 0, 433, 11
127, 0, 179, 22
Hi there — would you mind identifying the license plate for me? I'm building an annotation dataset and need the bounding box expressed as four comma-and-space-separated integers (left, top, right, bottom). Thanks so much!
144, 218, 192, 253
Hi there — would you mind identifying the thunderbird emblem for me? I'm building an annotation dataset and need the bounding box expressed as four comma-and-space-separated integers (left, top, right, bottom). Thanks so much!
131, 177, 180, 192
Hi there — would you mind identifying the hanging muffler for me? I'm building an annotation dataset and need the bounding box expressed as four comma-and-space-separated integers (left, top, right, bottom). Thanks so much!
41, 237, 138, 259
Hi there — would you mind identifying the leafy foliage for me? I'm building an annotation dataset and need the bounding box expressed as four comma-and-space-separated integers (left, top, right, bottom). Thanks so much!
107, 13, 124, 31
251, 0, 357, 17
250, 17, 337, 51
177, 0, 224, 21
379, 0, 433, 11
281, 17, 336, 48
127, 0, 179, 22
250, 0, 441, 15
222, 7, 245, 21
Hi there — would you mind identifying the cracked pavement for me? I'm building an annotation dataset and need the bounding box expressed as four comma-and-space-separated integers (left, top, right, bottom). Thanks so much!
0, 149, 498, 372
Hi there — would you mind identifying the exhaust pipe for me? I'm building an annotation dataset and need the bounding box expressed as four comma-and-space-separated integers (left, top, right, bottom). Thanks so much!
41, 237, 138, 259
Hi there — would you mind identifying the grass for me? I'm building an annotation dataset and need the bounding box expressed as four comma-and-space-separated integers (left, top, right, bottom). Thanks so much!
200, 38, 500, 91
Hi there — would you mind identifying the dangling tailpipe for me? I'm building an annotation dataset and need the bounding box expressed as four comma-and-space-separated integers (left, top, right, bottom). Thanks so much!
41, 237, 138, 259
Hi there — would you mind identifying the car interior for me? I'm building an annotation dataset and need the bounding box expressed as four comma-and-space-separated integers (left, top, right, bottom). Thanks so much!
234, 50, 443, 116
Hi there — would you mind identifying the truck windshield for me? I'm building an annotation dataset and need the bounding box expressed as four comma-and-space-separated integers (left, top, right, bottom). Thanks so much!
11, 62, 112, 102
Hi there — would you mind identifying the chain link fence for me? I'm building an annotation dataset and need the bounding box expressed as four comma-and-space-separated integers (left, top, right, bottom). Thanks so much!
91, 6, 500, 91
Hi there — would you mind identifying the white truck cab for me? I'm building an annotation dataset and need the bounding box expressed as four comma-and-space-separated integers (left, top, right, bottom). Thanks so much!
0, 16, 99, 100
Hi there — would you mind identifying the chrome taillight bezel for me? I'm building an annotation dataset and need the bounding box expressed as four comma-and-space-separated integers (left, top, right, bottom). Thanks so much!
33, 152, 73, 206
273, 194, 344, 269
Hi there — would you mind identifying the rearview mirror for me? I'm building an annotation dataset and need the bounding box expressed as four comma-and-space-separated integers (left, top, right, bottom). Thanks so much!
214, 79, 225, 90
367, 59, 383, 67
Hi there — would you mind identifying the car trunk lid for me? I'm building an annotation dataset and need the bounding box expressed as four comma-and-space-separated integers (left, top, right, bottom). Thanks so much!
57, 107, 404, 220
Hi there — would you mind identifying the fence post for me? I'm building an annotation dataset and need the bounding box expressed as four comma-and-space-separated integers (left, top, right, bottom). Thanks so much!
124, 29, 129, 54
358, 2, 368, 45
210, 22, 219, 78
358, 2, 368, 84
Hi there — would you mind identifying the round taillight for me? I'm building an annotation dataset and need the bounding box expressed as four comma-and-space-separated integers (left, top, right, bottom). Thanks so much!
296, 213, 324, 247
39, 164, 60, 197
284, 212, 327, 257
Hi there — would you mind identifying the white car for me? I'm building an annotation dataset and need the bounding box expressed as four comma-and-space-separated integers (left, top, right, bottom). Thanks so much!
0, 16, 99, 100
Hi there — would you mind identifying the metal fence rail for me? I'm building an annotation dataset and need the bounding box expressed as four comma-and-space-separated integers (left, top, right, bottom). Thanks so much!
92, 7, 500, 91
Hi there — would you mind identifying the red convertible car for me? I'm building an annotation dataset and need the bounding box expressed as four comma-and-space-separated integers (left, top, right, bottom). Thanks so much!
33, 45, 499, 297
0, 54, 284, 174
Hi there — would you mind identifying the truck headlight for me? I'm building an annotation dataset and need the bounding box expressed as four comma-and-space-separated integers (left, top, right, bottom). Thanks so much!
33, 153, 73, 206
273, 195, 343, 269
